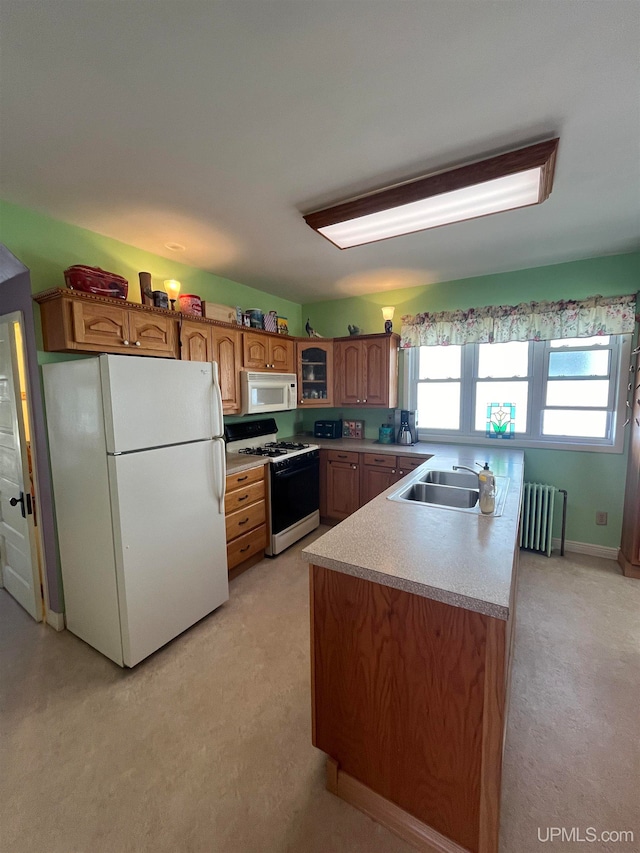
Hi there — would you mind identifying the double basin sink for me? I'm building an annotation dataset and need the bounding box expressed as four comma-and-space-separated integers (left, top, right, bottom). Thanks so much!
387, 468, 509, 517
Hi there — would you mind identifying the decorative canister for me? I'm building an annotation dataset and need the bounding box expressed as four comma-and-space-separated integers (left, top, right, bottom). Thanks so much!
178, 294, 202, 316
152, 290, 169, 309
378, 424, 394, 444
247, 309, 263, 329
263, 310, 278, 333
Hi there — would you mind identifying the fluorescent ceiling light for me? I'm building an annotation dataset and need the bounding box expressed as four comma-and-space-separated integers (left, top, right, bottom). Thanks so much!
304, 138, 559, 249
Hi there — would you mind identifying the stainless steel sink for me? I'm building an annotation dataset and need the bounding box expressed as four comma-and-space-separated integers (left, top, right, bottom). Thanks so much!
402, 482, 479, 508
388, 469, 510, 516
421, 469, 479, 488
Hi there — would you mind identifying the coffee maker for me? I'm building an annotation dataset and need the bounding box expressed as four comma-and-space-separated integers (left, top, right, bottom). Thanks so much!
394, 409, 417, 445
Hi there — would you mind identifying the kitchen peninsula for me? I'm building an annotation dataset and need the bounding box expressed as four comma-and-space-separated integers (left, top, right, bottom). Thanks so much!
303, 445, 524, 853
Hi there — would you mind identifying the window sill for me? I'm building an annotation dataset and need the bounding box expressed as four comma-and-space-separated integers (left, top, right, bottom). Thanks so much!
416, 431, 625, 454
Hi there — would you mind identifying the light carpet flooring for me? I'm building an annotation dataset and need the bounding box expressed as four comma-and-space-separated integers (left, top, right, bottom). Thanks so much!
1, 528, 639, 853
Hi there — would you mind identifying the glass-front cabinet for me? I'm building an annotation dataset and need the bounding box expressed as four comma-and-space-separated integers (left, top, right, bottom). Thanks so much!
296, 341, 334, 407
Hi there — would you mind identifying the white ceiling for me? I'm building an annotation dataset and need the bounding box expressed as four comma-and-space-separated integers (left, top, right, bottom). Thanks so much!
1, 1, 639, 303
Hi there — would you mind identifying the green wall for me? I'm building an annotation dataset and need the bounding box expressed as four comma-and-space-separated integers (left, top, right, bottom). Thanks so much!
2, 196, 637, 550
302, 252, 640, 550
0, 200, 304, 434
0, 199, 303, 360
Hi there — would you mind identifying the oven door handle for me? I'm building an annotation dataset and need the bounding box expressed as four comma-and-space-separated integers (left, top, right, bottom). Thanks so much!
273, 464, 319, 480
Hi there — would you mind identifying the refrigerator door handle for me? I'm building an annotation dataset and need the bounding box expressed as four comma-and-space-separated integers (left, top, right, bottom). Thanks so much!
211, 362, 225, 438
213, 438, 226, 515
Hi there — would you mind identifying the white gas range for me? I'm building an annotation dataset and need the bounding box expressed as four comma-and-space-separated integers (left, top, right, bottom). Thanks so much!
225, 419, 320, 556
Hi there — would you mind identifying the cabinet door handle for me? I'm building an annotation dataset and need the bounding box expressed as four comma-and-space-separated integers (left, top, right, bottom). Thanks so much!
352, 465, 357, 470
135, 341, 141, 347
238, 517, 250, 526
392, 469, 396, 474
363, 398, 367, 403
337, 454, 347, 458
238, 495, 249, 502
374, 458, 384, 462
399, 470, 404, 475
237, 475, 248, 482
123, 339, 129, 346
240, 545, 250, 553
300, 399, 304, 404
356, 399, 360, 403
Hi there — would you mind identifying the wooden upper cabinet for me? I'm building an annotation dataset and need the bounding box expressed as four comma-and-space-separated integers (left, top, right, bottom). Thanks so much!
334, 334, 399, 408
362, 337, 389, 406
297, 340, 334, 407
71, 300, 128, 349
212, 327, 241, 415
35, 290, 179, 358
270, 338, 294, 373
243, 332, 269, 369
335, 340, 363, 405
129, 311, 177, 356
243, 331, 294, 373
180, 319, 213, 362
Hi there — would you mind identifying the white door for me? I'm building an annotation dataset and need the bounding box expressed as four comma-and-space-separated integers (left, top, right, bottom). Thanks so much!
108, 439, 228, 666
0, 316, 42, 621
99, 356, 222, 453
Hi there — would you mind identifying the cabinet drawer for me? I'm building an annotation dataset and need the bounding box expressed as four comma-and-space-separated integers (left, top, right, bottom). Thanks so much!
227, 524, 267, 570
226, 465, 265, 492
327, 450, 359, 464
225, 479, 265, 513
225, 500, 266, 541
363, 452, 397, 469
397, 455, 426, 471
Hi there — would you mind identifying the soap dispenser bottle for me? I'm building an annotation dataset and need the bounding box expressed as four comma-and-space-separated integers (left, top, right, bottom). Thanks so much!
477, 462, 496, 515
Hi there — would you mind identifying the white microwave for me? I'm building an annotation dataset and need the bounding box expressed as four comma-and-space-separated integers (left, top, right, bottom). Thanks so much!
240, 371, 297, 415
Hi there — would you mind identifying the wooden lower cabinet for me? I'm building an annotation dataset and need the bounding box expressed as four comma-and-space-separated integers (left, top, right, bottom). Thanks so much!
311, 564, 513, 853
325, 451, 360, 521
322, 450, 433, 520
225, 465, 268, 577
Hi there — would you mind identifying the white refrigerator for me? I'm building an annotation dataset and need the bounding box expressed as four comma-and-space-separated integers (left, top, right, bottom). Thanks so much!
43, 355, 229, 667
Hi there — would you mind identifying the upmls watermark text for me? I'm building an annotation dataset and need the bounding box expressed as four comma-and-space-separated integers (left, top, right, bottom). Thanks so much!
538, 827, 635, 844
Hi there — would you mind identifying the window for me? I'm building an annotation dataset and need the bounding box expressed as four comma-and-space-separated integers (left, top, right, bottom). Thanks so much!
405, 334, 630, 451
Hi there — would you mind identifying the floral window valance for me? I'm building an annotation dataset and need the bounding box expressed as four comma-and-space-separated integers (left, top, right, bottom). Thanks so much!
401, 293, 637, 347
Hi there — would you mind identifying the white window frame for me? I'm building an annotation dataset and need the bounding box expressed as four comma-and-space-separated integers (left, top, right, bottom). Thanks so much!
403, 334, 631, 453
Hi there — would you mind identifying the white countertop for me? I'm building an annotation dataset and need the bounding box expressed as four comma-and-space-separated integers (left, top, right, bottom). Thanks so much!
301, 441, 524, 620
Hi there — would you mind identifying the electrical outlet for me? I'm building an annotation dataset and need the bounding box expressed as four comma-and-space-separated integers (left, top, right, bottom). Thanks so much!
595, 511, 608, 526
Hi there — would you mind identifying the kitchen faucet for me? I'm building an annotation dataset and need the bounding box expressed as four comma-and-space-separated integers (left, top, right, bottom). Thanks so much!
452, 464, 479, 479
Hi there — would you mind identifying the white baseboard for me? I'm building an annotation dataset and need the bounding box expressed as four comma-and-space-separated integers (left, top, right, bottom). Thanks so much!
551, 538, 618, 560
46, 610, 65, 631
